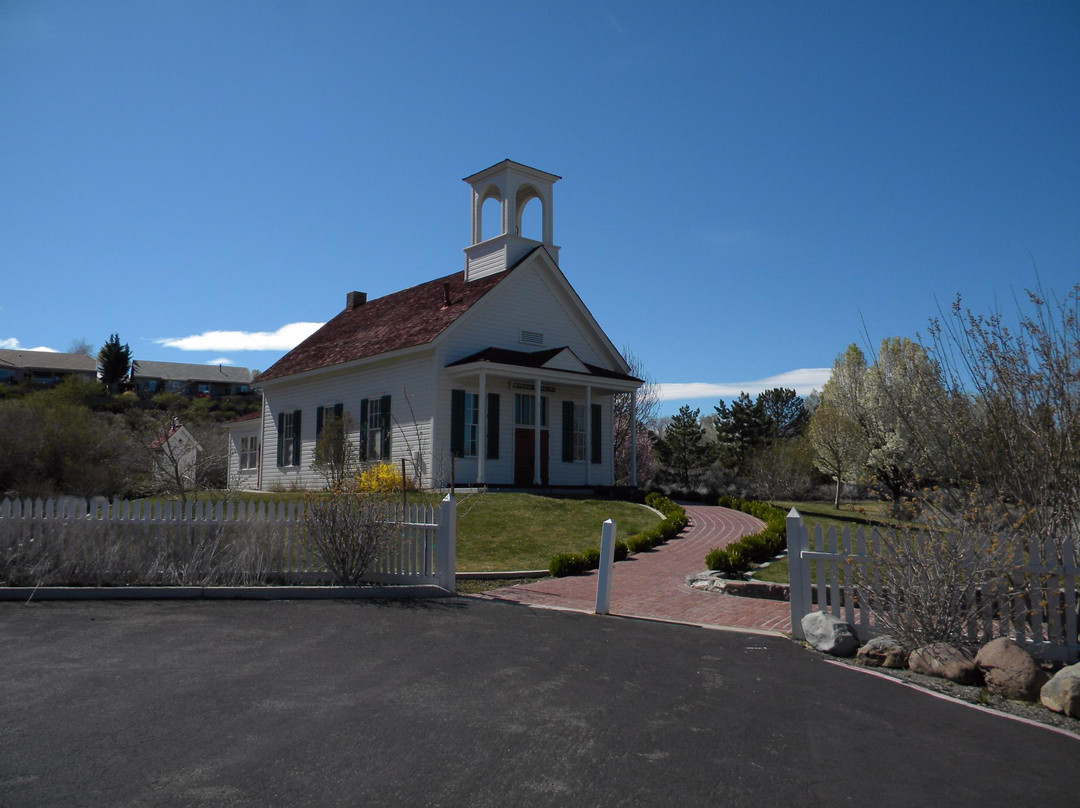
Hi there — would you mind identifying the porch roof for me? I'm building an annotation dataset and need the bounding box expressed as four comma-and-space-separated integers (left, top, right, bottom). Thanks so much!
446, 346, 642, 391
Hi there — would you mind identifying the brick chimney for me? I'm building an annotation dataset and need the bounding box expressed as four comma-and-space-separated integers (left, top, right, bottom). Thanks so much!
346, 291, 367, 309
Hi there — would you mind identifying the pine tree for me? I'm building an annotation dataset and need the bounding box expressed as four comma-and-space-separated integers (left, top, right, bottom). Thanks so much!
97, 333, 133, 394
655, 405, 715, 488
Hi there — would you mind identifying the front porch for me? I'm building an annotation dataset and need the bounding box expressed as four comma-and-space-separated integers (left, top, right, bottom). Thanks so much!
443, 346, 641, 488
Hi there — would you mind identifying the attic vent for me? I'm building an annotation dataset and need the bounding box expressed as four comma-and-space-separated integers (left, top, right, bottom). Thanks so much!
520, 330, 544, 346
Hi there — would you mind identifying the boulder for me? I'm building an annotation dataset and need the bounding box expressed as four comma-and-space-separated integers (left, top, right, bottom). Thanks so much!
856, 635, 908, 669
908, 643, 980, 684
801, 612, 859, 657
1040, 663, 1080, 717
974, 638, 1048, 701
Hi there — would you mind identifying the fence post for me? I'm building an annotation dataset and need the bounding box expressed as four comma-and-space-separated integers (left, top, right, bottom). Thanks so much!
595, 519, 617, 615
436, 493, 457, 593
787, 508, 809, 639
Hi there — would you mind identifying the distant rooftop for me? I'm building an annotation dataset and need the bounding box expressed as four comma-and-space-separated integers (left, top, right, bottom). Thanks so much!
132, 361, 253, 384
0, 348, 96, 373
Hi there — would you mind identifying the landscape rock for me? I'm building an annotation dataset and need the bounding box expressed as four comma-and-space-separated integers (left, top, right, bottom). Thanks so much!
908, 643, 980, 684
801, 612, 859, 657
856, 635, 908, 669
1040, 663, 1080, 717
974, 638, 1048, 701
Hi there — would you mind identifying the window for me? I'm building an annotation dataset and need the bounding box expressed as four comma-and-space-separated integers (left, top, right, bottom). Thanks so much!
452, 390, 499, 459
367, 398, 384, 460
561, 401, 588, 462
316, 403, 344, 438
514, 394, 548, 427
360, 396, 392, 461
463, 393, 479, 457
239, 435, 259, 470
277, 410, 302, 467
572, 404, 586, 461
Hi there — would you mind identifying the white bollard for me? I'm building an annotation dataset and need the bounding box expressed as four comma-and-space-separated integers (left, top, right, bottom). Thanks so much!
595, 519, 617, 615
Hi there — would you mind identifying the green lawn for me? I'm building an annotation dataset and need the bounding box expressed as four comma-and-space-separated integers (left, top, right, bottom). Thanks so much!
456, 493, 661, 571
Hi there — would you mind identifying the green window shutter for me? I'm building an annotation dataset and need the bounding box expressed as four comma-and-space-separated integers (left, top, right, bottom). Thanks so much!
334, 402, 344, 420
315, 406, 324, 438
292, 410, 302, 466
277, 412, 285, 467
486, 393, 499, 459
561, 401, 574, 462
451, 389, 465, 457
381, 395, 392, 459
591, 404, 602, 464
359, 399, 369, 461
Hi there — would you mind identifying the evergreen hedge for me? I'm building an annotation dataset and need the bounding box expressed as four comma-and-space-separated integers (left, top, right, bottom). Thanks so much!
547, 494, 688, 577
705, 496, 787, 578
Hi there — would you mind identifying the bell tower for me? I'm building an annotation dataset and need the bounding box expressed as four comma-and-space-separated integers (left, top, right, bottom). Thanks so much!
462, 160, 561, 282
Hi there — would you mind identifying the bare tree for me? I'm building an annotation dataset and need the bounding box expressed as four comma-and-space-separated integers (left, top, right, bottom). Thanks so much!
920, 281, 1080, 553
67, 338, 93, 356
311, 411, 357, 490
613, 347, 660, 486
807, 400, 867, 508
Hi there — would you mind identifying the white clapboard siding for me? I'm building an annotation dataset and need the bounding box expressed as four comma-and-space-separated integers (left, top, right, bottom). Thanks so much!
787, 510, 1079, 663
259, 352, 437, 490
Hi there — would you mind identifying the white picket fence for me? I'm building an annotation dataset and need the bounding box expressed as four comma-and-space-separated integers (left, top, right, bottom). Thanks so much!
787, 509, 1079, 662
0, 495, 457, 591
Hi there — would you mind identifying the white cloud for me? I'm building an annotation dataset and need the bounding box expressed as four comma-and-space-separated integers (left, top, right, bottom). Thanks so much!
0, 338, 57, 352
657, 368, 832, 400
205, 357, 235, 365
155, 322, 324, 352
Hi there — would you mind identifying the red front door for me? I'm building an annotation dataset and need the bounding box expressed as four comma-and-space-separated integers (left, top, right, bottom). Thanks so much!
514, 428, 549, 486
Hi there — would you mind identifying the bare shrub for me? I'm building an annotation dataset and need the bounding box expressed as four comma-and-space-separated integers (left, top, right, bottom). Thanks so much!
302, 492, 396, 585
852, 518, 1019, 650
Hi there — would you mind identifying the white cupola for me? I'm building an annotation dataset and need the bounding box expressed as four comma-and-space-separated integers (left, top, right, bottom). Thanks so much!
462, 159, 561, 282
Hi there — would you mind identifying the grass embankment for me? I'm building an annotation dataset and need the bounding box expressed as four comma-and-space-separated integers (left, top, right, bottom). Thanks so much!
456, 493, 661, 571
163, 490, 661, 573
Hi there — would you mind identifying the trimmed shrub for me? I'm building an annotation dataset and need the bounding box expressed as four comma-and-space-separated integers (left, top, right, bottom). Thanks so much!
550, 552, 590, 577
706, 496, 788, 577
546, 497, 690, 576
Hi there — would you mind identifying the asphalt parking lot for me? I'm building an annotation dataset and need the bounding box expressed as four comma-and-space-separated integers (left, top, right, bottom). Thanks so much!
1, 597, 1076, 807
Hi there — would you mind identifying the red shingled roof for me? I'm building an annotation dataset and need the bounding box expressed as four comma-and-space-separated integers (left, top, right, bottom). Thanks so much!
255, 269, 508, 383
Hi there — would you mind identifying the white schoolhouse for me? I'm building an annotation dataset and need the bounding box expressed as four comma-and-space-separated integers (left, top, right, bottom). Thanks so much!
228, 160, 642, 490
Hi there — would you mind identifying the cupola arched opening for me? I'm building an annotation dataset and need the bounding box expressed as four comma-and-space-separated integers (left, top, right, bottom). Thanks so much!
479, 184, 504, 242
515, 184, 545, 242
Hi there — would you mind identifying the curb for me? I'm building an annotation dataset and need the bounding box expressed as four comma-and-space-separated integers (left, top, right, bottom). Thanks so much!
456, 569, 548, 580
0, 585, 452, 602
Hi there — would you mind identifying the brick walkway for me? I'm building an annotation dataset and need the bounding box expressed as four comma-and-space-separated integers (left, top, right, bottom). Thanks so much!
470, 503, 793, 635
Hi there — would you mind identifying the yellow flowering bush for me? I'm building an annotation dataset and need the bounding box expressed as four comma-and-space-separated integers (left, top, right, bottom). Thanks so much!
356, 462, 415, 493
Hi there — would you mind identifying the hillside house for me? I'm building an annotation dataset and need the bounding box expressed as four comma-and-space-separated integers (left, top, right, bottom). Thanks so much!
131, 361, 254, 397
0, 349, 97, 386
231, 160, 642, 490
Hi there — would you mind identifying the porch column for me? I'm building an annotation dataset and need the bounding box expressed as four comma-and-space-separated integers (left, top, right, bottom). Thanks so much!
584, 385, 592, 487
533, 378, 542, 485
630, 390, 638, 487
477, 371, 487, 484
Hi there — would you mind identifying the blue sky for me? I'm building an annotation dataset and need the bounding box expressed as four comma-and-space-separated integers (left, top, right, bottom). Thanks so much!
2, 1, 1077, 418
